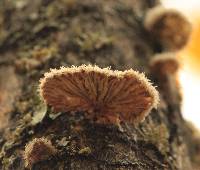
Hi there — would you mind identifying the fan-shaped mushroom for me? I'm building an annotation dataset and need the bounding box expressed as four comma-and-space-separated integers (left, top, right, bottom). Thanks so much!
39, 65, 159, 124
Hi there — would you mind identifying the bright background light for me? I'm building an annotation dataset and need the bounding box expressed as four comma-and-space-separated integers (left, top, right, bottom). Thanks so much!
162, 0, 200, 129
179, 69, 200, 129
163, 0, 200, 14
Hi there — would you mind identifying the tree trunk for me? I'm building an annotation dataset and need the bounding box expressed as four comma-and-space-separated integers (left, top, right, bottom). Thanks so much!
0, 0, 198, 169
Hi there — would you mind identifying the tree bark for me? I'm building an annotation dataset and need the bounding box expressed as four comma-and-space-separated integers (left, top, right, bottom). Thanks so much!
0, 0, 198, 169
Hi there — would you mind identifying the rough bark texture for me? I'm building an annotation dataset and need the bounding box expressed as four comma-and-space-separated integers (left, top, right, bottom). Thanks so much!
0, 0, 199, 170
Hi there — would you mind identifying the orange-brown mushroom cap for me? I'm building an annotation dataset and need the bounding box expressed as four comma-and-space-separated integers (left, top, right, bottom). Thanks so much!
150, 53, 179, 75
39, 65, 159, 124
24, 137, 57, 168
144, 6, 192, 51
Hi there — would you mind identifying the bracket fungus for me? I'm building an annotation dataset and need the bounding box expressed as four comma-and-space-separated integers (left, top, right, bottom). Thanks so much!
24, 137, 57, 168
150, 53, 180, 104
39, 65, 159, 124
144, 6, 192, 51
150, 52, 179, 76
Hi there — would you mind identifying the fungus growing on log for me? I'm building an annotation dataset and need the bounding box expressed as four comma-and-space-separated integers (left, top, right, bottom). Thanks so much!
39, 65, 159, 124
144, 6, 192, 51
23, 137, 57, 168
150, 53, 180, 104
150, 52, 179, 76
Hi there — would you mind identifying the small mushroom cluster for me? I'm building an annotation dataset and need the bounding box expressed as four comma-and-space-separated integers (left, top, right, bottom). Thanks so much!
144, 4, 192, 106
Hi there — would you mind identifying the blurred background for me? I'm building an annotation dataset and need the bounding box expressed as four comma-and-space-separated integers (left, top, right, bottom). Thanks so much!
163, 0, 200, 129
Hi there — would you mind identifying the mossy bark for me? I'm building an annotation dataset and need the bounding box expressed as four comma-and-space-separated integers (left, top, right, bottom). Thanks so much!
0, 0, 198, 169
